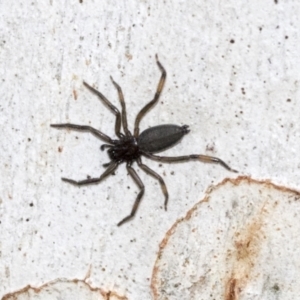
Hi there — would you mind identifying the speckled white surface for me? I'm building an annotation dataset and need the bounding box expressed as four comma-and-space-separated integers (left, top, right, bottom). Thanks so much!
1, 1, 300, 299
152, 178, 300, 299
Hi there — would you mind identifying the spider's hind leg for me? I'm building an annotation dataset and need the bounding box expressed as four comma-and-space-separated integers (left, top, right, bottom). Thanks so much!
138, 158, 169, 210
143, 153, 238, 173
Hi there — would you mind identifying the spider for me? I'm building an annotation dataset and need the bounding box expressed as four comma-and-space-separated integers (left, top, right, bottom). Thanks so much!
51, 55, 237, 226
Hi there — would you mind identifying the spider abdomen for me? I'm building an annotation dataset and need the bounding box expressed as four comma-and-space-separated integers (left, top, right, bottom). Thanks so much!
138, 124, 190, 153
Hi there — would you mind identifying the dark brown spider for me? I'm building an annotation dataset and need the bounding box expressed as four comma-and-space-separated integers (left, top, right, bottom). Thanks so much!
51, 55, 237, 226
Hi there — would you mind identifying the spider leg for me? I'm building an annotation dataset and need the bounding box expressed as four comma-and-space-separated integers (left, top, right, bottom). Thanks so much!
83, 81, 123, 138
117, 162, 145, 226
143, 153, 238, 173
50, 124, 115, 144
137, 158, 169, 210
110, 76, 132, 136
134, 54, 166, 137
62, 161, 118, 185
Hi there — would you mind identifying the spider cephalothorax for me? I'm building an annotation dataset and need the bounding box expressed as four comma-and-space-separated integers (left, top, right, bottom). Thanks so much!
105, 135, 140, 163
51, 55, 237, 226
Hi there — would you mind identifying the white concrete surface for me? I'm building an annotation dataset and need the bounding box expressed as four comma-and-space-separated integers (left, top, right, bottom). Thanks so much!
1, 0, 300, 299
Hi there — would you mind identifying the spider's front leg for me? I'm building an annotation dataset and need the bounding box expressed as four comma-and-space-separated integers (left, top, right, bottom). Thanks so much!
62, 161, 118, 185
110, 76, 132, 136
83, 82, 124, 138
143, 153, 238, 173
50, 123, 114, 144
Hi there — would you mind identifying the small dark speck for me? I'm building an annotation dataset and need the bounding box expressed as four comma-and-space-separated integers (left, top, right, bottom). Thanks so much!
230, 39, 235, 44
29, 203, 34, 207
272, 283, 280, 291
285, 36, 289, 39
287, 98, 291, 102
241, 87, 246, 95
79, 0, 83, 3
28, 138, 31, 142
58, 146, 63, 152
26, 218, 30, 222
206, 144, 215, 152
274, 0, 278, 3
171, 171, 175, 175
